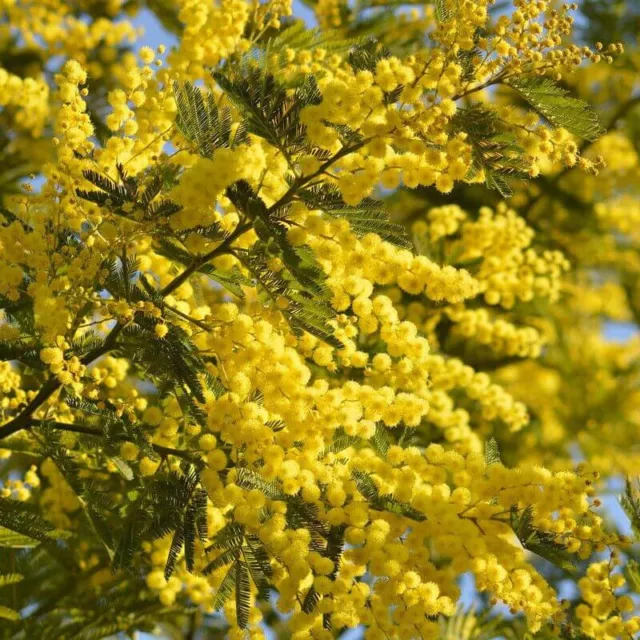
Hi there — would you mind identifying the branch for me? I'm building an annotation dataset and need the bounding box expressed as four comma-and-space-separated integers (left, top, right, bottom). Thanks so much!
0, 323, 124, 441
160, 221, 252, 296
159, 140, 368, 300
164, 303, 212, 331
453, 74, 507, 101
28, 419, 200, 462
267, 139, 369, 213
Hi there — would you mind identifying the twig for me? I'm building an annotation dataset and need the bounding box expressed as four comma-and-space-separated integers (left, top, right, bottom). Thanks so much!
29, 419, 200, 462
160, 222, 252, 296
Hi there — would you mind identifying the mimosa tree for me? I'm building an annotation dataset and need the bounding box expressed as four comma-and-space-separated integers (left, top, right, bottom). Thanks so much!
1, 0, 639, 638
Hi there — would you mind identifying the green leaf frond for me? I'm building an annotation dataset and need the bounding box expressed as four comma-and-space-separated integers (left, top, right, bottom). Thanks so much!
297, 182, 413, 249
620, 477, 640, 537
507, 76, 605, 142
213, 67, 321, 164
510, 506, 576, 573
452, 105, 530, 198
174, 81, 249, 158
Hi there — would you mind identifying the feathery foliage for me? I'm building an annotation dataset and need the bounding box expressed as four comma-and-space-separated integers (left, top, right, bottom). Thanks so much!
507, 76, 605, 141
174, 81, 249, 157
510, 506, 576, 573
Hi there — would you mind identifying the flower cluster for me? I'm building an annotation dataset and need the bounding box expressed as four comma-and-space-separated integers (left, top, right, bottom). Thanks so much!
0, 1, 638, 638
0, 68, 49, 135
576, 558, 640, 639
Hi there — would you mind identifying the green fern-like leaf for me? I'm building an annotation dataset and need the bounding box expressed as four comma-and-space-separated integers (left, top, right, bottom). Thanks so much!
164, 521, 186, 580
113, 509, 143, 572
214, 66, 322, 164
0, 336, 41, 368
146, 199, 182, 219
285, 497, 327, 540
302, 584, 321, 613
211, 561, 238, 610
347, 37, 390, 73
624, 558, 640, 592
174, 81, 248, 158
266, 22, 358, 61
439, 606, 505, 640
371, 424, 391, 456
203, 547, 242, 575
77, 166, 181, 222
507, 76, 605, 141
434, 0, 459, 22
352, 470, 425, 521
77, 170, 128, 207
378, 493, 426, 521
510, 506, 576, 573
246, 22, 358, 84
352, 469, 381, 502
0, 605, 20, 621
235, 559, 251, 629
0, 498, 62, 544
176, 220, 228, 243
285, 290, 338, 344
620, 477, 640, 537
243, 534, 272, 600
0, 573, 23, 588
204, 372, 227, 398
298, 183, 412, 248
324, 525, 345, 576
0, 206, 31, 230
235, 468, 284, 500
126, 319, 208, 403
242, 243, 339, 346
484, 436, 501, 466
43, 442, 115, 558
320, 430, 360, 457
452, 105, 529, 198
227, 180, 332, 301
155, 235, 252, 299
258, 23, 358, 79
208, 266, 252, 298
68, 331, 105, 359
207, 522, 246, 552
0, 526, 41, 548
114, 465, 207, 574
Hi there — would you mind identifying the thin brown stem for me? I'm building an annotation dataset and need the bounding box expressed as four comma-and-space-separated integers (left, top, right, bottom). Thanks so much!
452, 70, 509, 101
29, 419, 199, 461
160, 222, 252, 297
0, 322, 124, 440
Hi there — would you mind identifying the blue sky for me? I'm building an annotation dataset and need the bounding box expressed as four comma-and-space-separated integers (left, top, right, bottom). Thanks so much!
130, 1, 317, 53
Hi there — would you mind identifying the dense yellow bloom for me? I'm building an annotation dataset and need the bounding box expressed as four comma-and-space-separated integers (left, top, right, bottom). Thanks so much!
577, 559, 640, 639
0, 0, 638, 638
